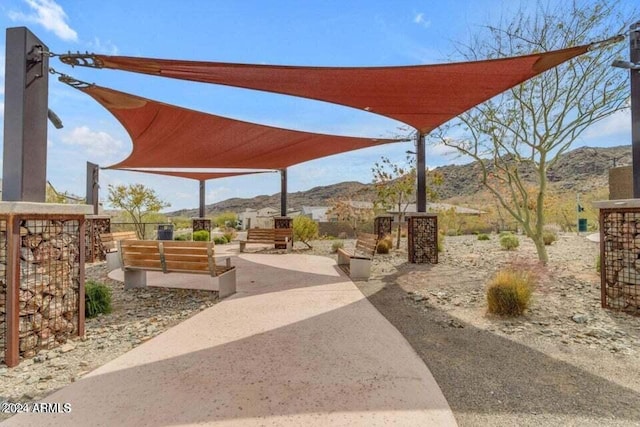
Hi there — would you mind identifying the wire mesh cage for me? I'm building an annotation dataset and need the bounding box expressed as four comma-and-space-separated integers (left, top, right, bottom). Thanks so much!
601, 209, 640, 315
0, 219, 7, 362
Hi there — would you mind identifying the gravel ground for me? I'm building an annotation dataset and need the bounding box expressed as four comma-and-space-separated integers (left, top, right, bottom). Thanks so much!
2, 233, 639, 426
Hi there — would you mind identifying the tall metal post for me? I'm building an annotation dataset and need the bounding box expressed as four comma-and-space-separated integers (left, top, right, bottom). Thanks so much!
2, 27, 49, 202
199, 180, 206, 218
280, 168, 287, 217
632, 21, 640, 198
86, 162, 99, 214
416, 132, 426, 212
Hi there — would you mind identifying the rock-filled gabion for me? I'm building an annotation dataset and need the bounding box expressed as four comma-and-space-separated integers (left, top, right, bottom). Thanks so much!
602, 211, 640, 313
1, 219, 81, 362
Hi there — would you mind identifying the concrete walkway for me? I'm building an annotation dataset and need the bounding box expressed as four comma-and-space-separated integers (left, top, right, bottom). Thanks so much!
5, 251, 457, 426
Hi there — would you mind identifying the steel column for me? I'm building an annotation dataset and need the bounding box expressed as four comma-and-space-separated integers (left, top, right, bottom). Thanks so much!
199, 180, 206, 218
416, 132, 426, 212
86, 162, 99, 214
2, 27, 49, 202
632, 21, 640, 198
280, 168, 287, 217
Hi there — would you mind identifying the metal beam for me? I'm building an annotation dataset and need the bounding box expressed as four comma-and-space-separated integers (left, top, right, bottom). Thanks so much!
2, 27, 49, 202
632, 21, 640, 198
199, 180, 206, 218
280, 168, 287, 216
416, 132, 426, 212
86, 162, 99, 214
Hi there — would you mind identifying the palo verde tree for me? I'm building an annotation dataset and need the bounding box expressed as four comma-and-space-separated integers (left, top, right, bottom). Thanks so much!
108, 183, 170, 239
430, 0, 631, 264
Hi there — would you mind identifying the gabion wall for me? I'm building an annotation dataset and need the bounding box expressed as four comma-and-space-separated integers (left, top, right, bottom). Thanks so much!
601, 209, 640, 314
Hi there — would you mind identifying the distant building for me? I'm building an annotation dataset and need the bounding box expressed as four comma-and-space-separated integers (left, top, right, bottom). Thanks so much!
386, 203, 484, 223
238, 207, 301, 229
301, 206, 329, 221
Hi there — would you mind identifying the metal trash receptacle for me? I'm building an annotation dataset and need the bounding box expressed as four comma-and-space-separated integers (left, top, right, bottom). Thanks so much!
578, 218, 587, 232
157, 224, 174, 240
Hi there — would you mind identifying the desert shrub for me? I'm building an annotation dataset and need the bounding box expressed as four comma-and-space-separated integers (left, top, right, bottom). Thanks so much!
542, 230, 557, 246
213, 235, 228, 244
376, 235, 393, 254
596, 254, 601, 273
486, 269, 534, 316
174, 233, 191, 241
293, 216, 319, 248
223, 230, 236, 242
437, 231, 445, 253
331, 240, 344, 253
499, 231, 513, 238
193, 230, 210, 241
477, 233, 490, 241
500, 234, 520, 250
85, 280, 112, 318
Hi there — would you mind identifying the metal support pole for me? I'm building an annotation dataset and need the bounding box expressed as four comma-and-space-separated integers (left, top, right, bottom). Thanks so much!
280, 168, 287, 217
86, 162, 99, 214
199, 180, 206, 218
632, 21, 640, 198
2, 27, 49, 202
416, 132, 426, 212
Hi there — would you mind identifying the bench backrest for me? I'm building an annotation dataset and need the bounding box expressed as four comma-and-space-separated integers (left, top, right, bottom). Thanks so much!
246, 228, 292, 242
100, 231, 138, 252
119, 240, 222, 275
354, 233, 378, 259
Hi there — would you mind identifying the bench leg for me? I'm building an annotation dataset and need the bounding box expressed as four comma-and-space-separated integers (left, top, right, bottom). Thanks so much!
337, 250, 350, 267
106, 251, 122, 272
124, 270, 147, 289
216, 268, 236, 299
349, 259, 372, 280
239, 242, 246, 253
286, 239, 292, 253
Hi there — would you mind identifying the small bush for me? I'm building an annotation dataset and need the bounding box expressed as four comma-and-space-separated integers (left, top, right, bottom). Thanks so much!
376, 235, 393, 254
500, 234, 520, 250
486, 269, 533, 316
174, 233, 191, 241
85, 280, 112, 318
293, 216, 319, 248
437, 231, 445, 253
193, 230, 210, 241
331, 240, 344, 253
542, 231, 557, 246
477, 233, 490, 241
223, 230, 236, 242
213, 235, 228, 245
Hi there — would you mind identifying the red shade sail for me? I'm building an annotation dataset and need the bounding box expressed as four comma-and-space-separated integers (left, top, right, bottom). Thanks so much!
61, 43, 596, 133
118, 169, 275, 181
74, 85, 401, 171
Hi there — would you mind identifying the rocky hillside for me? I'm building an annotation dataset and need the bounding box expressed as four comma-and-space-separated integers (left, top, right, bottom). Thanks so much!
169, 145, 630, 216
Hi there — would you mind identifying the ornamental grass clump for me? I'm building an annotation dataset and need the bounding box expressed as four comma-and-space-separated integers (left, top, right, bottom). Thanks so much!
486, 269, 534, 316
376, 235, 393, 254
331, 240, 344, 253
542, 230, 557, 246
213, 235, 228, 244
85, 280, 112, 318
477, 233, 490, 241
193, 230, 210, 241
499, 233, 519, 250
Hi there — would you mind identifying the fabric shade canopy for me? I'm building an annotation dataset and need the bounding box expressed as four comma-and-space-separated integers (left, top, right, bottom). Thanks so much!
118, 169, 275, 181
61, 43, 596, 133
73, 85, 401, 172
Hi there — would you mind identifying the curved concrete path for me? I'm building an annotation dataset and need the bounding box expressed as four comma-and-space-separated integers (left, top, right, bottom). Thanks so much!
5, 252, 456, 426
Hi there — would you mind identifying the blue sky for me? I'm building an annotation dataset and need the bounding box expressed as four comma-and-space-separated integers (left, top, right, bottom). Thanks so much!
0, 0, 634, 211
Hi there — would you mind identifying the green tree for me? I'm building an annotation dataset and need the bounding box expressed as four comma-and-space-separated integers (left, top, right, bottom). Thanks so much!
214, 212, 238, 229
372, 156, 416, 249
430, 0, 629, 264
108, 184, 170, 239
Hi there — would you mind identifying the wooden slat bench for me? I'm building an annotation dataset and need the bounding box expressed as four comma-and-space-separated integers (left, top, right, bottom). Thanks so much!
337, 233, 379, 280
100, 231, 138, 272
119, 240, 236, 298
239, 228, 293, 253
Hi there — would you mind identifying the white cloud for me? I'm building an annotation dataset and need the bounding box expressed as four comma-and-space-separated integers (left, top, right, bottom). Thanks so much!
413, 12, 431, 29
61, 126, 124, 159
583, 110, 631, 140
8, 0, 78, 42
87, 37, 119, 55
